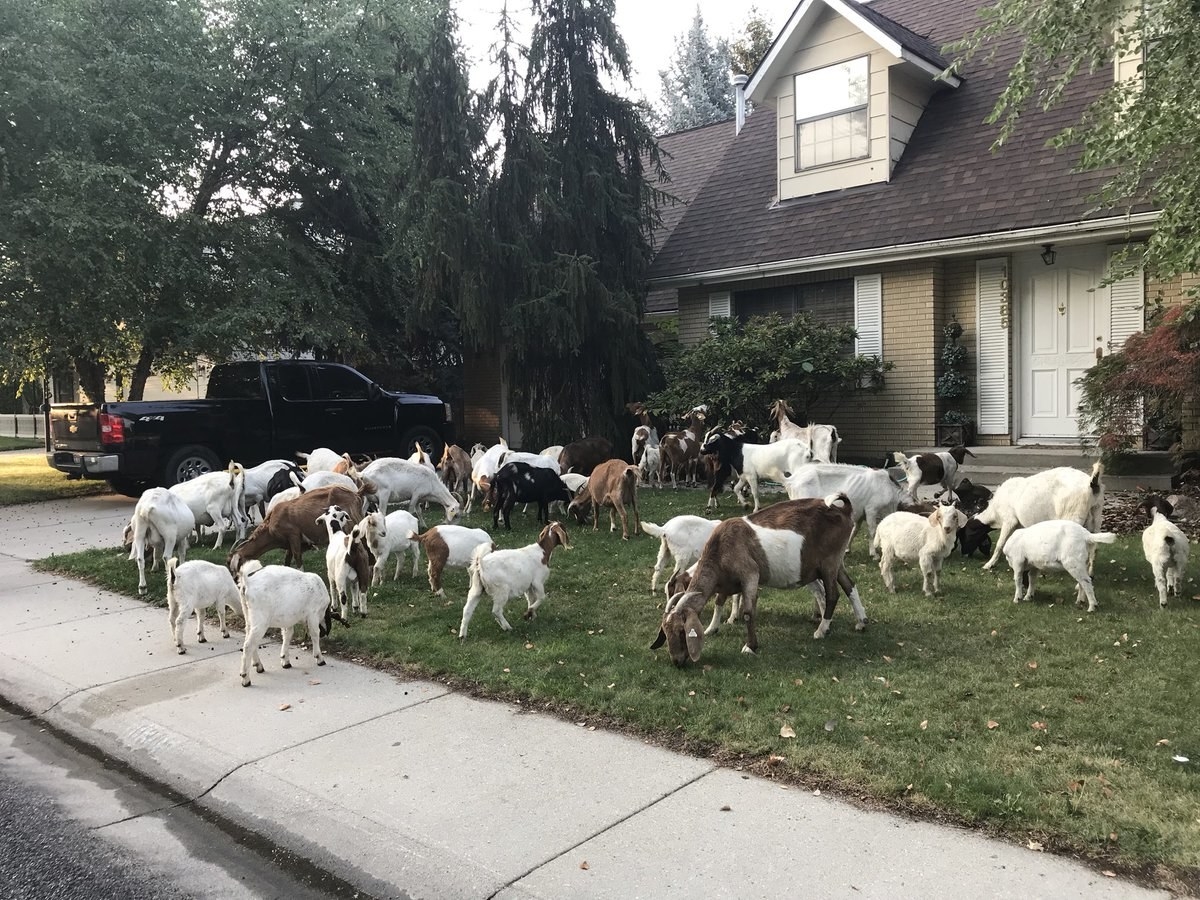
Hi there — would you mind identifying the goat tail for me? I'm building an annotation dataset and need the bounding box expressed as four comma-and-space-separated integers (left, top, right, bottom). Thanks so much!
891, 451, 907, 466
467, 542, 494, 593
1086, 531, 1118, 545
166, 557, 179, 615
641, 520, 665, 538
1090, 460, 1105, 492
823, 492, 851, 510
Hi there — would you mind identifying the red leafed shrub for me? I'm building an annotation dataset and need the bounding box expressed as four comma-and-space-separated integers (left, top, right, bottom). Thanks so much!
1076, 303, 1200, 460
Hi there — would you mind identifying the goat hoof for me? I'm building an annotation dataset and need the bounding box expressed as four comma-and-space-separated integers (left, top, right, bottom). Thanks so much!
241, 678, 251, 687
854, 621, 867, 632
282, 660, 292, 669
198, 636, 207, 644
176, 647, 186, 655
255, 663, 265, 673
317, 659, 326, 666
740, 645, 756, 654
138, 587, 148, 596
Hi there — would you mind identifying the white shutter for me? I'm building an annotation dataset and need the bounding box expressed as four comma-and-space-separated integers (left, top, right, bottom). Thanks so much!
1107, 245, 1145, 352
708, 291, 731, 320
976, 258, 1010, 435
854, 274, 882, 359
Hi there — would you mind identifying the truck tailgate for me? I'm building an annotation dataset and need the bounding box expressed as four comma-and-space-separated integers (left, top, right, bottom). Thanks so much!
49, 404, 101, 451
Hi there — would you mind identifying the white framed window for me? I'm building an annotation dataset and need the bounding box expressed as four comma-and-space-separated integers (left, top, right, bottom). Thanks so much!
795, 56, 870, 170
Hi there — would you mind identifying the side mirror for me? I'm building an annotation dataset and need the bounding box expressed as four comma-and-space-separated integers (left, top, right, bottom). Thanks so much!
368, 382, 382, 401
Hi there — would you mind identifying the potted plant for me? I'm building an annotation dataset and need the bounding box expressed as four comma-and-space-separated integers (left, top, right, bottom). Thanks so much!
935, 318, 975, 446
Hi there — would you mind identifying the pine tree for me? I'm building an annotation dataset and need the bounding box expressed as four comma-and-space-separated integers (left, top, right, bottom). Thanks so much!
657, 8, 735, 132
481, 0, 665, 448
730, 6, 775, 76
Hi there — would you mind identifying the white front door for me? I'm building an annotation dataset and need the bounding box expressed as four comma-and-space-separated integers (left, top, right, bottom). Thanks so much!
1016, 246, 1110, 440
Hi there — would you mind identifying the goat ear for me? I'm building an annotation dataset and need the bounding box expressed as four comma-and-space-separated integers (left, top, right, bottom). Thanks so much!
650, 627, 666, 650
684, 610, 704, 662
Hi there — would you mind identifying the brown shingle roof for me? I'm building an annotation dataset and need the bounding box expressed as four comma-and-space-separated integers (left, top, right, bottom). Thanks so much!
649, 0, 1128, 282
643, 118, 738, 313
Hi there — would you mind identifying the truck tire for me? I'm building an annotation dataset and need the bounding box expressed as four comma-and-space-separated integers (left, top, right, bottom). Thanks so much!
161, 445, 221, 487
399, 426, 444, 464
105, 477, 153, 498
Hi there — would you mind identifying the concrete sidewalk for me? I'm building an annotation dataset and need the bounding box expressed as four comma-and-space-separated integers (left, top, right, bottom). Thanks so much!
0, 497, 1169, 899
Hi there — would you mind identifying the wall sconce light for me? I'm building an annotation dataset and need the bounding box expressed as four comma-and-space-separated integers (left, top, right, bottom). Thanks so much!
1040, 243, 1057, 266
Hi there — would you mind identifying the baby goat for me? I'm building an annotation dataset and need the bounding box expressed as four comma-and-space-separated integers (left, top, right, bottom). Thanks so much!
1139, 496, 1190, 608
641, 515, 720, 594
872, 505, 967, 596
165, 557, 243, 653
1003, 520, 1117, 613
651, 495, 862, 666
459, 522, 571, 638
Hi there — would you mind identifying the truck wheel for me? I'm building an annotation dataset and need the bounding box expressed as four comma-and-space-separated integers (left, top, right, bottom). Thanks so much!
105, 477, 153, 498
162, 445, 221, 487
399, 426, 444, 464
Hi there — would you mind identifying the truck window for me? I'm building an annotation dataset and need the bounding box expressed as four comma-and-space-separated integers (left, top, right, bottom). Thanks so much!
207, 366, 264, 400
314, 365, 369, 401
271, 366, 312, 401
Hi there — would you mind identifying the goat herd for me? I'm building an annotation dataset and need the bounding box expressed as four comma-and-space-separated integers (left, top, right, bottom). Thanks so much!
120, 399, 1190, 683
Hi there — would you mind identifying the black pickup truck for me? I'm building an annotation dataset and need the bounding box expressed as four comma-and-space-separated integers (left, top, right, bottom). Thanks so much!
46, 360, 454, 495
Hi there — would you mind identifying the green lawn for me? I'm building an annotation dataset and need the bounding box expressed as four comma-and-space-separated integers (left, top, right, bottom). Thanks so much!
0, 436, 43, 451
35, 487, 1200, 890
0, 452, 110, 504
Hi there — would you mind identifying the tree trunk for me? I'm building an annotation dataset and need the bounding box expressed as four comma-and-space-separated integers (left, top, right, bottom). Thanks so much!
73, 357, 106, 405
128, 343, 156, 402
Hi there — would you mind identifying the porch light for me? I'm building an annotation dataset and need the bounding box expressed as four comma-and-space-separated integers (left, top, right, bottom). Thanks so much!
1040, 244, 1057, 266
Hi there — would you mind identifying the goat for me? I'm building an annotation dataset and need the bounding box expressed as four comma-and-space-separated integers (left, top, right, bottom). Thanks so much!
408, 442, 435, 471
262, 463, 305, 513
872, 506, 967, 596
1003, 520, 1117, 612
769, 399, 840, 462
297, 448, 348, 473
935, 477, 992, 517
319, 509, 375, 620
465, 438, 509, 515
235, 560, 341, 687
728, 438, 815, 513
438, 443, 473, 496
567, 459, 641, 539
227, 483, 371, 570
641, 515, 719, 594
242, 460, 299, 521
557, 436, 615, 477
650, 495, 863, 665
359, 457, 461, 522
699, 428, 762, 509
165, 557, 243, 653
498, 450, 561, 474
659, 406, 707, 488
975, 462, 1105, 572
639, 445, 663, 490
892, 446, 975, 502
361, 509, 422, 584
168, 461, 247, 549
124, 487, 195, 595
488, 461, 573, 530
409, 524, 494, 596
459, 522, 571, 638
539, 445, 565, 464
627, 401, 663, 466
783, 463, 905, 557
1139, 496, 1190, 608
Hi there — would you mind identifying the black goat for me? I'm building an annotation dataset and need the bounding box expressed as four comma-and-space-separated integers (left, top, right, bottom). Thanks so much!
699, 427, 761, 510
488, 462, 573, 530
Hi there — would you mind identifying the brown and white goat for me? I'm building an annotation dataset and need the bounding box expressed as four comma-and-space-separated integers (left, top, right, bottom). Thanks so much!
770, 399, 840, 462
892, 445, 975, 502
658, 405, 707, 488
650, 495, 861, 665
567, 459, 641, 539
437, 443, 473, 496
227, 483, 373, 571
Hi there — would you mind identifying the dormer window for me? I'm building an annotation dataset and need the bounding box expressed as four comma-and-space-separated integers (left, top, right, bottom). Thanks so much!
794, 56, 870, 170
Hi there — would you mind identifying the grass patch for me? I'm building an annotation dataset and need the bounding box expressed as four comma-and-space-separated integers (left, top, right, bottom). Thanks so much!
36, 488, 1200, 887
0, 436, 42, 451
0, 452, 110, 505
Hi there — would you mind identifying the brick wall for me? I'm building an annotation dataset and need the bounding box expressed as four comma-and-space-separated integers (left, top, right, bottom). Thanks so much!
461, 349, 503, 447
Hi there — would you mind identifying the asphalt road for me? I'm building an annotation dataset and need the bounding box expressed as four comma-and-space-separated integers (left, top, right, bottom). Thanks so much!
0, 708, 369, 900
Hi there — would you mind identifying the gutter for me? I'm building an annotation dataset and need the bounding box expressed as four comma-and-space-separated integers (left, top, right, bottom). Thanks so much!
648, 211, 1160, 288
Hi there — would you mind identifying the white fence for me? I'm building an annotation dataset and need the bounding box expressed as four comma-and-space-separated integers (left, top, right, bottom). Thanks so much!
0, 415, 44, 440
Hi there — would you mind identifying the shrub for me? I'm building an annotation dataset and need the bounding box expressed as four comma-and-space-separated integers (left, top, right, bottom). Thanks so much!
646, 313, 891, 432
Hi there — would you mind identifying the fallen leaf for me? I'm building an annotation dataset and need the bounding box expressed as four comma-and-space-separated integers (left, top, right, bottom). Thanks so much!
278, 703, 291, 711
793, 678, 804, 686
579, 861, 589, 871
1027, 661, 1038, 670
1102, 871, 1117, 878
1067, 780, 1083, 792
919, 719, 928, 730
824, 719, 836, 732
1031, 721, 1047, 731
503, 667, 511, 673
987, 720, 999, 730
525, 642, 534, 649
688, 690, 696, 697
990, 630, 997, 637
831, 676, 839, 682
1109, 832, 1119, 842
1173, 755, 1190, 763
308, 680, 320, 685
606, 683, 615, 689
720, 805, 732, 812
882, 655, 893, 663
780, 724, 797, 739
1156, 738, 1171, 746
1027, 840, 1044, 852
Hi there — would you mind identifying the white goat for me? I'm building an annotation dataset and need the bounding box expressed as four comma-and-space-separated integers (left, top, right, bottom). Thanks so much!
265, 485, 302, 515
363, 509, 423, 584
539, 445, 565, 464
125, 488, 196, 595
241, 459, 297, 520
639, 445, 663, 489
297, 448, 347, 473
465, 438, 509, 515
641, 516, 719, 594
784, 463, 904, 557
301, 470, 360, 492
359, 457, 461, 522
499, 450, 561, 474
317, 504, 353, 604
769, 400, 839, 462
1140, 501, 1190, 608
235, 560, 334, 687
165, 557, 243, 653
459, 522, 571, 638
168, 462, 247, 549
408, 442, 435, 471
872, 506, 967, 596
731, 438, 815, 512
976, 463, 1105, 572
318, 505, 373, 619
1003, 520, 1117, 612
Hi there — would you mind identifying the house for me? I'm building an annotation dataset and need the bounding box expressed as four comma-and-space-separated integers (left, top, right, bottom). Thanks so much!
647, 0, 1183, 461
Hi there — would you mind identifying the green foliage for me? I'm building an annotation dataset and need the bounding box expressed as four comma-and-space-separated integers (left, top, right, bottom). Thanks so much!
656, 8, 735, 131
646, 314, 889, 434
936, 318, 973, 423
729, 6, 775, 77
948, 0, 1200, 281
